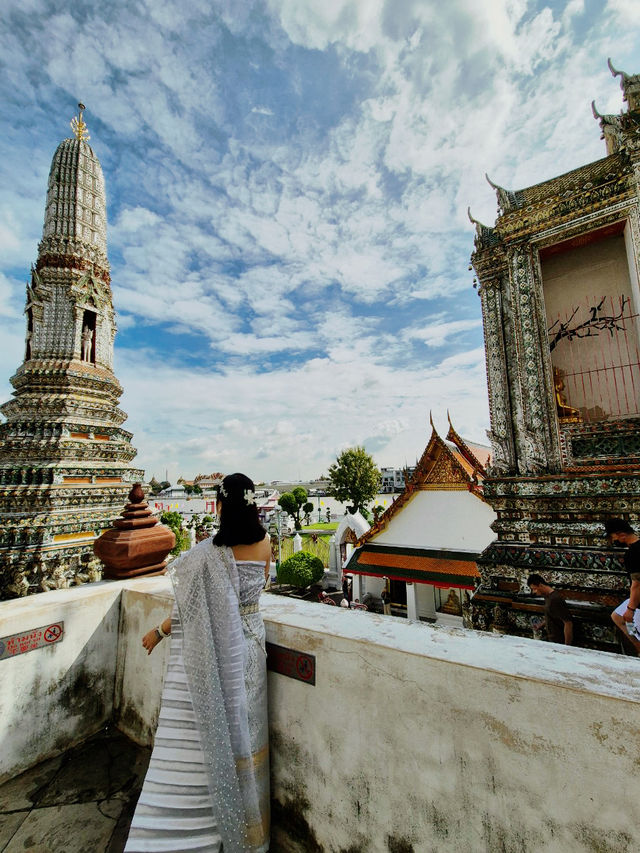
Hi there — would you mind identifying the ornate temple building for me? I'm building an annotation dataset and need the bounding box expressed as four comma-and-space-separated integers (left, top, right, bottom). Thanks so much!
345, 417, 495, 623
0, 106, 143, 598
469, 61, 640, 650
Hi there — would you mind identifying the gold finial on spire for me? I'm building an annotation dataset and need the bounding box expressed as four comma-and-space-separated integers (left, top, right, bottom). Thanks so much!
70, 102, 90, 142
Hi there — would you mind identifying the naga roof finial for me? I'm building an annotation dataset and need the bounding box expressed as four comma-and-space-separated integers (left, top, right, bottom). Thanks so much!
608, 57, 628, 82
485, 173, 522, 214
591, 100, 603, 120
467, 206, 491, 229
70, 102, 90, 142
485, 173, 500, 191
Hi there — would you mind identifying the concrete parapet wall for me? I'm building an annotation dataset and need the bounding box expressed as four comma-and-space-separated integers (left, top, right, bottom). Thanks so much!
114, 582, 172, 744
2, 580, 640, 851
261, 595, 640, 853
0, 582, 121, 784
0, 577, 173, 783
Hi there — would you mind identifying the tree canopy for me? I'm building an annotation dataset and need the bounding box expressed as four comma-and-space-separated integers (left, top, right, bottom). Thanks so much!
278, 487, 314, 530
327, 446, 381, 514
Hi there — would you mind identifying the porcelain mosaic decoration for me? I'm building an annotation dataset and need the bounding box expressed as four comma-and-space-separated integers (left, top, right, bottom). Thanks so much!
0, 106, 143, 598
469, 63, 640, 651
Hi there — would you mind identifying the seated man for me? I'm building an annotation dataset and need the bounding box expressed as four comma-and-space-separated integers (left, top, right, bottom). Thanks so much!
527, 574, 573, 645
604, 518, 640, 654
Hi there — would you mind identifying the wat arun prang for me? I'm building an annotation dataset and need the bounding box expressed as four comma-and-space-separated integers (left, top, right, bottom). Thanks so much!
469, 62, 640, 651
0, 106, 143, 599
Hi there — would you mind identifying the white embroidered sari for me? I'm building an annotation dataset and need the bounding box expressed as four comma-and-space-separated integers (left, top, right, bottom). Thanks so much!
125, 541, 269, 853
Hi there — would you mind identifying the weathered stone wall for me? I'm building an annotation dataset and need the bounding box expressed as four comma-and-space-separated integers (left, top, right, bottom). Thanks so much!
113, 584, 172, 744
262, 595, 640, 853
1, 582, 639, 852
0, 577, 172, 783
0, 583, 121, 784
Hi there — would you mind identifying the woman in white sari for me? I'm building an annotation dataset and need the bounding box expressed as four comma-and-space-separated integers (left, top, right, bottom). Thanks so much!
125, 473, 271, 853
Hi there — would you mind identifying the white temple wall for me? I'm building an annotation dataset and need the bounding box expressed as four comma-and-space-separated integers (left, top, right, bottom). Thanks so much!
541, 232, 640, 420
113, 584, 173, 745
372, 490, 496, 552
416, 581, 436, 618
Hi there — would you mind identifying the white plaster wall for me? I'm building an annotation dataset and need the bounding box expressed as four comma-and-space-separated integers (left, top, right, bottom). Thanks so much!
4, 582, 640, 852
372, 490, 496, 552
0, 583, 121, 783
0, 576, 173, 782
114, 579, 173, 745
262, 595, 640, 853
541, 233, 640, 418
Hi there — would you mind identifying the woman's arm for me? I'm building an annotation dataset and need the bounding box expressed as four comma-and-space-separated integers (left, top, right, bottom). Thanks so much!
264, 533, 271, 580
142, 616, 172, 655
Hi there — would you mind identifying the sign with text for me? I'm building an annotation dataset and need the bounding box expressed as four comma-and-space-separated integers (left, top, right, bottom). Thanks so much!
266, 641, 316, 686
0, 622, 64, 661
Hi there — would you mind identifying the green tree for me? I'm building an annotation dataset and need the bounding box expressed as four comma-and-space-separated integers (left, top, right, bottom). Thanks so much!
277, 551, 324, 588
149, 476, 162, 495
160, 510, 190, 555
372, 505, 385, 523
328, 446, 381, 514
278, 487, 314, 531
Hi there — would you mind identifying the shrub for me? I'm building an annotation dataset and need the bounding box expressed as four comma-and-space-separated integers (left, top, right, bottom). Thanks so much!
161, 510, 190, 556
277, 551, 324, 588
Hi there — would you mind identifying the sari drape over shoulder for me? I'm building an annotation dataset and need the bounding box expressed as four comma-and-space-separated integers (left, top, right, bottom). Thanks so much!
167, 541, 269, 853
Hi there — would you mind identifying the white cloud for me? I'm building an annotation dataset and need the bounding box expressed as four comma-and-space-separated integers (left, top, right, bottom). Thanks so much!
403, 318, 482, 348
0, 0, 638, 481
116, 339, 489, 481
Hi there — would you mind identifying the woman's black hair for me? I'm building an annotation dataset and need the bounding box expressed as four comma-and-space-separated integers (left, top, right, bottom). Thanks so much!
213, 472, 267, 546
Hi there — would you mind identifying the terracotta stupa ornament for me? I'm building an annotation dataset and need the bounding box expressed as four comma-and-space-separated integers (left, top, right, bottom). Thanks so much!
93, 484, 175, 579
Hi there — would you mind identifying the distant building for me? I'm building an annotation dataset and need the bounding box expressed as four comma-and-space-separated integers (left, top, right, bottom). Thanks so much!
380, 467, 415, 493
157, 484, 187, 499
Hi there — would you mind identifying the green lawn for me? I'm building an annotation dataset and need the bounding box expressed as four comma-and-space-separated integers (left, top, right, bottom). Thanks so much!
280, 532, 332, 565
301, 522, 339, 531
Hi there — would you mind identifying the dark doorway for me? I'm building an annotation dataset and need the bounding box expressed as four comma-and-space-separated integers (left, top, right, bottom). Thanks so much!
389, 578, 407, 607
25, 307, 33, 360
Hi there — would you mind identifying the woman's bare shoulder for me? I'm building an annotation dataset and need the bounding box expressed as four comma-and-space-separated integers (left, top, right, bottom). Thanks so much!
232, 533, 271, 561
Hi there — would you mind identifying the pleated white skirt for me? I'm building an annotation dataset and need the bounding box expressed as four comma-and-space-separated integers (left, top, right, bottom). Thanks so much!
125, 605, 222, 852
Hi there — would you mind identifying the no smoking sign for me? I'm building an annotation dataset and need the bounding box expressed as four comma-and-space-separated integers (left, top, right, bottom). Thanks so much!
266, 642, 316, 686
0, 622, 64, 661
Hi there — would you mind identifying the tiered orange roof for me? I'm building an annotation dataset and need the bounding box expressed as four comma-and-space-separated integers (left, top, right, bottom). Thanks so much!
358, 414, 490, 547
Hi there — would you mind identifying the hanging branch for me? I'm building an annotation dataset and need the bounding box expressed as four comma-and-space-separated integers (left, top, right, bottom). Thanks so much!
548, 295, 629, 352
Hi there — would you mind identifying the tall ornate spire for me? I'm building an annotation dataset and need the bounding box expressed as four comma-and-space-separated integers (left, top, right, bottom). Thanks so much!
41, 103, 108, 269
0, 106, 143, 599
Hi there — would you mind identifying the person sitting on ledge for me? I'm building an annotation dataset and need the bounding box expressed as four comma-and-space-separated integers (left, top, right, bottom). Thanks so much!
527, 574, 573, 646
604, 518, 640, 655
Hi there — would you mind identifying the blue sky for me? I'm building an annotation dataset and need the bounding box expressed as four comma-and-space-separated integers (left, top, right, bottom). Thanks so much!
0, 0, 638, 482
